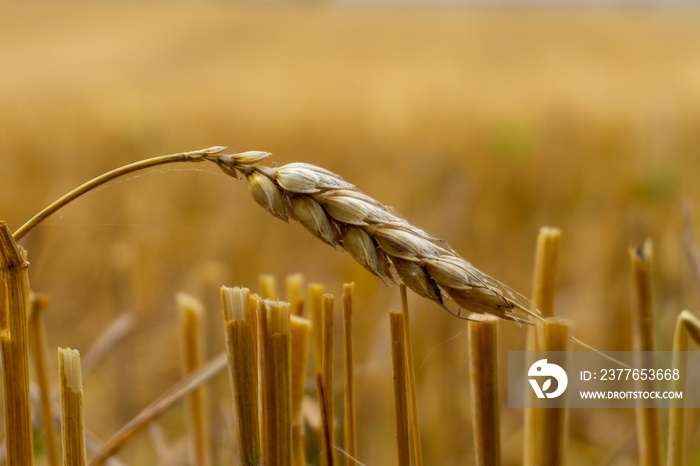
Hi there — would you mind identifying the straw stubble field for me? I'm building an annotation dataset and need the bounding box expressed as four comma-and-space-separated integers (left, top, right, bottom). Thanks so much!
2, 2, 700, 464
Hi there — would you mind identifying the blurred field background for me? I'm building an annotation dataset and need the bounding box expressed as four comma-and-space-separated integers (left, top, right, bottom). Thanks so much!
2, 2, 700, 465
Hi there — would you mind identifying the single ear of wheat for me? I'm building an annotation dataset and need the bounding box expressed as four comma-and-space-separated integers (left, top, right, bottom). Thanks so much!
208, 151, 541, 325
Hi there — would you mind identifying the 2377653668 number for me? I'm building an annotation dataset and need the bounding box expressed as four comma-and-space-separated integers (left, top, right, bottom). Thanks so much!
600, 368, 680, 381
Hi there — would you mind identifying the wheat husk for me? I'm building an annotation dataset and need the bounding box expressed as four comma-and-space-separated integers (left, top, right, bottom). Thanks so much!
205, 152, 541, 324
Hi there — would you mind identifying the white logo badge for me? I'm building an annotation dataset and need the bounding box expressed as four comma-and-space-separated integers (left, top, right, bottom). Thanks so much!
528, 359, 568, 399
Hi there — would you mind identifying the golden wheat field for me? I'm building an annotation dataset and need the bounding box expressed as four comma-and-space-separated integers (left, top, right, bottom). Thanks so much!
2, 2, 700, 465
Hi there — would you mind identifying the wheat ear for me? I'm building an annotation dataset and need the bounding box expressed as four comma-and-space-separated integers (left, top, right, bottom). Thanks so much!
206, 151, 541, 324
13, 147, 540, 324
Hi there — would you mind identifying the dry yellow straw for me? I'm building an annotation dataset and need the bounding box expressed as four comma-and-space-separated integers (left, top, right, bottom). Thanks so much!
287, 286, 310, 464
524, 226, 561, 466
28, 292, 59, 466
0, 222, 34, 466
389, 310, 411, 466
286, 274, 305, 317
260, 300, 292, 465
468, 315, 500, 466
59, 347, 87, 466
535, 318, 570, 465
310, 284, 325, 377
260, 274, 278, 300
316, 372, 335, 466
319, 294, 335, 466
667, 310, 700, 466
629, 240, 662, 466
343, 283, 358, 465
399, 284, 423, 466
177, 293, 210, 466
221, 286, 261, 466
290, 315, 311, 466
250, 294, 262, 369
530, 227, 561, 320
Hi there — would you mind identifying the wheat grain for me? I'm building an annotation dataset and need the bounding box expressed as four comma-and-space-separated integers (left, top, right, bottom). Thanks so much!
206, 151, 540, 324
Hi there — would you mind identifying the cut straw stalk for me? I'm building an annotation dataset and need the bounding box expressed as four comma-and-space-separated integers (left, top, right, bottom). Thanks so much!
5, 312, 133, 466
530, 227, 561, 320
316, 373, 334, 466
260, 274, 278, 300
259, 300, 293, 466
667, 310, 700, 466
534, 319, 570, 466
177, 293, 210, 466
319, 294, 335, 466
28, 292, 60, 466
290, 315, 311, 466
629, 240, 662, 466
286, 274, 305, 317
389, 311, 411, 466
343, 283, 358, 465
0, 222, 34, 466
310, 284, 325, 375
0, 384, 126, 466
399, 284, 423, 466
59, 347, 87, 466
468, 316, 500, 466
221, 286, 261, 466
524, 227, 561, 466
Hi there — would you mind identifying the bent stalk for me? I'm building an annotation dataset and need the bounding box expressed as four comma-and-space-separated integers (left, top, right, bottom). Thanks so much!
12, 147, 225, 241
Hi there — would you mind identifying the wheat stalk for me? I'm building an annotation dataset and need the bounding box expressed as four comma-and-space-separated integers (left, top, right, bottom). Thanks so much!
389, 310, 411, 466
629, 240, 662, 466
12, 148, 540, 324
0, 223, 34, 466
177, 293, 211, 466
468, 315, 500, 466
220, 286, 262, 466
28, 292, 60, 466
205, 151, 540, 324
58, 347, 87, 466
319, 294, 335, 466
399, 284, 423, 466
342, 283, 358, 466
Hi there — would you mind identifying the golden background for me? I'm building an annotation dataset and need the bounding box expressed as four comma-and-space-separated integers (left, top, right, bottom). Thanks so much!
1, 2, 699, 464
